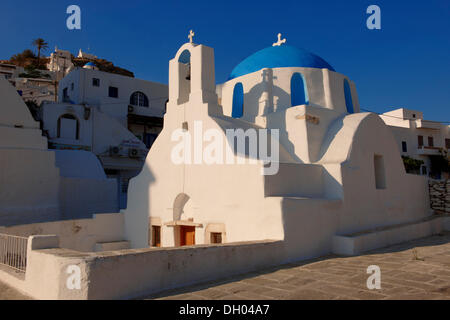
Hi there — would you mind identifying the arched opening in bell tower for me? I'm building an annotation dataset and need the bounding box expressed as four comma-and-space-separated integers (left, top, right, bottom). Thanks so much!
178, 49, 191, 104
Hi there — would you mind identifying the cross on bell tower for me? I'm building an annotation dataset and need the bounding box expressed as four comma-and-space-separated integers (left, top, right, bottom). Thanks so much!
188, 30, 195, 43
272, 33, 286, 47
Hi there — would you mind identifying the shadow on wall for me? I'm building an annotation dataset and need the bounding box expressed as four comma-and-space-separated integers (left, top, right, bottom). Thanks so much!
280, 196, 341, 262
0, 208, 60, 227
223, 68, 300, 163
250, 69, 300, 163
125, 155, 155, 249
317, 116, 346, 161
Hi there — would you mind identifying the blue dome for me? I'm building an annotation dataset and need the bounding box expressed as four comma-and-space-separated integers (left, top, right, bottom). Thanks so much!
84, 62, 95, 67
228, 45, 335, 80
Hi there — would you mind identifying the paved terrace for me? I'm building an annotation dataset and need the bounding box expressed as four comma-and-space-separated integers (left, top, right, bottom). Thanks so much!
0, 276, 30, 300
146, 232, 450, 300
1, 232, 449, 300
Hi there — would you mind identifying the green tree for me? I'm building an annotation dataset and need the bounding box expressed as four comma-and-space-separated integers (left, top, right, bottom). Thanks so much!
32, 38, 49, 68
402, 156, 424, 174
10, 49, 36, 67
18, 65, 50, 79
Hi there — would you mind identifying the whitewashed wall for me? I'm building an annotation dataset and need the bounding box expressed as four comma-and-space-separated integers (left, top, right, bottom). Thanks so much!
0, 213, 125, 252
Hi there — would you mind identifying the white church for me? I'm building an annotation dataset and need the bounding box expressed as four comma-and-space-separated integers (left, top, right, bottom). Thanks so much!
1, 33, 448, 300
123, 33, 433, 259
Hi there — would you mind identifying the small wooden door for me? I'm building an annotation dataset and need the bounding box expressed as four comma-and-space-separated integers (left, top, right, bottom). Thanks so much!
180, 226, 195, 246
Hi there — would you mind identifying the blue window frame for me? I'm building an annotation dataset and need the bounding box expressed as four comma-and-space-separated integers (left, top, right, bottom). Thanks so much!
231, 82, 244, 118
290, 72, 309, 106
344, 79, 354, 114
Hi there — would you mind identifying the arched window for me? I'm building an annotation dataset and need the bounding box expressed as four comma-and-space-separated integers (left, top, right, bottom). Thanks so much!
130, 91, 149, 107
178, 50, 191, 64
178, 49, 191, 104
290, 73, 309, 106
231, 82, 244, 118
57, 114, 79, 140
344, 79, 354, 114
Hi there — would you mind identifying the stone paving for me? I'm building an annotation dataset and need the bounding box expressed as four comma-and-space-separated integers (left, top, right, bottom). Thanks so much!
0, 281, 30, 300
146, 232, 450, 300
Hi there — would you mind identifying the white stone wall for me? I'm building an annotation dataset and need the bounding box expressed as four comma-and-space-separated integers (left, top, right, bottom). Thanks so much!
0, 213, 125, 252
0, 77, 61, 225
2, 215, 449, 300
1, 239, 284, 300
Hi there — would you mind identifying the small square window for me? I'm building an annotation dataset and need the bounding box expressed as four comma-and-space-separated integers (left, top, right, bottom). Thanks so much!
210, 232, 222, 244
374, 154, 386, 189
109, 86, 118, 98
92, 78, 100, 87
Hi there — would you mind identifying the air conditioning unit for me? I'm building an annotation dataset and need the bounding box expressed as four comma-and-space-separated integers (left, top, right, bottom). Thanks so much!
128, 148, 139, 158
109, 146, 121, 157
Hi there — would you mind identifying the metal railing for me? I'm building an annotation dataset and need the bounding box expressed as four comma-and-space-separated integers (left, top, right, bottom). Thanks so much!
0, 233, 28, 272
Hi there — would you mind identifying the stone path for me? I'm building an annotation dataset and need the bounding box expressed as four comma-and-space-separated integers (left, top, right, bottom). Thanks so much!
146, 232, 450, 300
0, 281, 30, 300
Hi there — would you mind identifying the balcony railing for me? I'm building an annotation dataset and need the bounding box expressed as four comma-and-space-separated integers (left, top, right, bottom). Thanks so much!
417, 146, 444, 156
0, 233, 28, 272
415, 119, 442, 130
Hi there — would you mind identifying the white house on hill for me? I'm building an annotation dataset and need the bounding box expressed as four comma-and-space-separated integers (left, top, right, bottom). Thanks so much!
41, 65, 168, 208
47, 47, 75, 81
380, 108, 450, 179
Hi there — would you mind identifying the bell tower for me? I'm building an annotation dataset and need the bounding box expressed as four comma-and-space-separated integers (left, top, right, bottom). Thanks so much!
168, 31, 218, 111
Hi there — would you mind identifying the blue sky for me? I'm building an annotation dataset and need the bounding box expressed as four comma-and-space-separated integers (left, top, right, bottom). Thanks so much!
1, 0, 449, 120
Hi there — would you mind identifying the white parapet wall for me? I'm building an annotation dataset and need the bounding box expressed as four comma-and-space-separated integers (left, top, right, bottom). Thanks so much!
0, 235, 65, 299
332, 215, 448, 256
1, 238, 285, 300
0, 213, 126, 252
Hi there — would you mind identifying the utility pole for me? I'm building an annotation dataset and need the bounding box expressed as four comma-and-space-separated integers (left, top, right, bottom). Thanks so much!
54, 80, 58, 102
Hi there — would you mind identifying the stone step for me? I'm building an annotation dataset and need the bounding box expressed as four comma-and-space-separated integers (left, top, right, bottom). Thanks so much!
332, 215, 448, 256
95, 240, 130, 252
